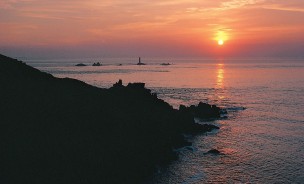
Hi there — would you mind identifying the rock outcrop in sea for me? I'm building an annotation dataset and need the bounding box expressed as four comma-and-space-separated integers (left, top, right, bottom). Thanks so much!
179, 102, 225, 119
205, 149, 221, 155
92, 62, 102, 66
0, 54, 224, 184
75, 63, 87, 66
160, 63, 171, 66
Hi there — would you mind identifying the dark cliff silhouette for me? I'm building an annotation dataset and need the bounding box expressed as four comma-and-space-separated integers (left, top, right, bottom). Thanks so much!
0, 54, 222, 184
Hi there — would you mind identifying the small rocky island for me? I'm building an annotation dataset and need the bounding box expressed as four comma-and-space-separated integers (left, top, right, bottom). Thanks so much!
92, 62, 102, 66
161, 63, 171, 66
75, 63, 87, 66
0, 54, 224, 184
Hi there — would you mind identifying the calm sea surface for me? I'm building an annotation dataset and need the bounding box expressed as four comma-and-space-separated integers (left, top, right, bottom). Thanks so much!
26, 57, 304, 183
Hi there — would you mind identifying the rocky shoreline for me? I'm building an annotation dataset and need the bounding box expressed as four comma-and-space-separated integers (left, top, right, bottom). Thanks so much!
0, 54, 224, 184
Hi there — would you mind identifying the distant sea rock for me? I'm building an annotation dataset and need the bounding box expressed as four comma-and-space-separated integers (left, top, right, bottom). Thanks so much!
75, 63, 87, 66
161, 63, 171, 66
92, 62, 102, 66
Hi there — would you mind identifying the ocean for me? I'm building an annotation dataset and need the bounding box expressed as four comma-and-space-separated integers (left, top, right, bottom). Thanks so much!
25, 57, 304, 183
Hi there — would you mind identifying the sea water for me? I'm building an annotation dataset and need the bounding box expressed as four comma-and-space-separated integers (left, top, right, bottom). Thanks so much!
25, 57, 304, 183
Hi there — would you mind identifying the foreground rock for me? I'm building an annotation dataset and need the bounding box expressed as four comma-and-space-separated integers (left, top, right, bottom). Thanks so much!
0, 54, 222, 184
179, 102, 224, 119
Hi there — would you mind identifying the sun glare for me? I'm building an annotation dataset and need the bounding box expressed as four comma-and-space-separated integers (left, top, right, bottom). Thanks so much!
218, 40, 224, 45
214, 30, 228, 46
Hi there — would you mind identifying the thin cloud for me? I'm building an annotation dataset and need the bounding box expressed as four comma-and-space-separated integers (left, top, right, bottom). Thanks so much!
219, 0, 265, 10
262, 6, 304, 13
0, 0, 36, 9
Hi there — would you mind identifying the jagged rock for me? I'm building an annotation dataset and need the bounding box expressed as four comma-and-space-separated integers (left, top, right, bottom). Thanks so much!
112, 79, 124, 88
179, 102, 222, 119
127, 82, 145, 89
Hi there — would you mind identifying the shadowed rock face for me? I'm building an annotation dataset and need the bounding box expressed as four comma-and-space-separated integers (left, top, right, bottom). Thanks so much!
0, 54, 222, 184
179, 102, 223, 119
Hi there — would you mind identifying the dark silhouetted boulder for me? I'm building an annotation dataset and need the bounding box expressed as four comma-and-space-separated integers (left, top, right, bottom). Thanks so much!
179, 102, 222, 119
206, 149, 221, 155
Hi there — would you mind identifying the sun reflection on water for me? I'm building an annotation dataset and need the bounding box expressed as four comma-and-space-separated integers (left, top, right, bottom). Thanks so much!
216, 63, 224, 89
216, 63, 226, 101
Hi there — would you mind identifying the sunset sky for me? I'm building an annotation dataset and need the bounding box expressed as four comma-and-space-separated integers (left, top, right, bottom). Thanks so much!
1, 0, 304, 58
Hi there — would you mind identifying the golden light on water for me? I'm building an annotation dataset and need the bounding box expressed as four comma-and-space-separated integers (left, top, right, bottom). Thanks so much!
216, 63, 224, 88
216, 63, 225, 100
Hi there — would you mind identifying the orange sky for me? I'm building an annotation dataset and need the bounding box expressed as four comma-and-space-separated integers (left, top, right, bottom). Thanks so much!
1, 0, 304, 57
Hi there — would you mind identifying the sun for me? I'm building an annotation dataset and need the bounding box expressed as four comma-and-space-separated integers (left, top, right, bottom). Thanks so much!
218, 40, 224, 45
